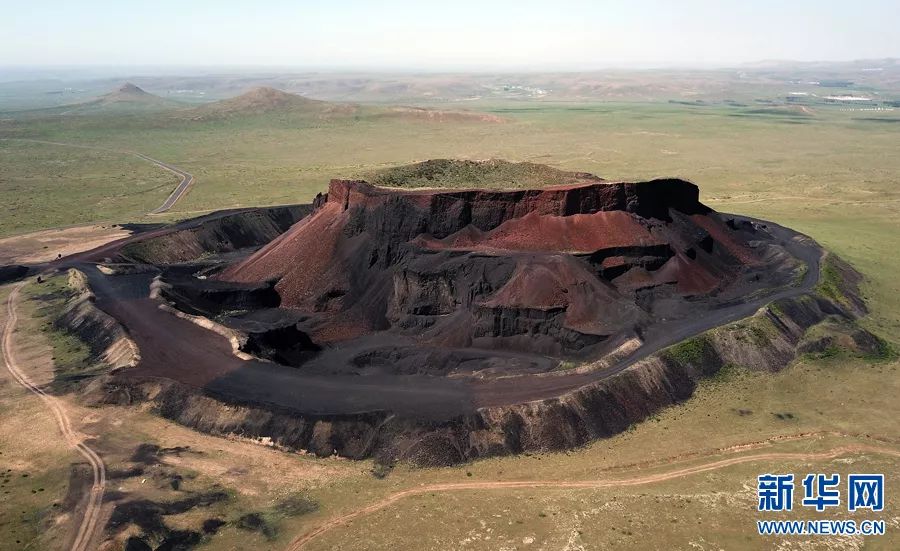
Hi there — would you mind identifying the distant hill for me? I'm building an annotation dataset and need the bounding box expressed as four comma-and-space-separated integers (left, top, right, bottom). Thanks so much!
3, 83, 506, 124
77, 82, 182, 111
100, 82, 158, 103
187, 87, 357, 119
16, 82, 186, 116
183, 86, 504, 124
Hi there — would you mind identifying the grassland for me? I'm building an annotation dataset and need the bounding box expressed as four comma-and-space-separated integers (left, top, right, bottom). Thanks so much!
0, 139, 174, 236
367, 158, 593, 189
1, 95, 899, 549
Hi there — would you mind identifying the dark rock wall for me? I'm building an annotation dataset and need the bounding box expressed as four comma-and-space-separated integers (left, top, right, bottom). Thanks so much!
0, 264, 31, 284
328, 178, 708, 239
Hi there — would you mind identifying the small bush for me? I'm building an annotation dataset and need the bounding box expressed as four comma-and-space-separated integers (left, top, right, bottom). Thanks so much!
237, 512, 278, 540
275, 495, 318, 517
372, 462, 393, 479
666, 335, 716, 366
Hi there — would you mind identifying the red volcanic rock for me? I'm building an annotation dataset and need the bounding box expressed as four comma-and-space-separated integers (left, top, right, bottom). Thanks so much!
218, 175, 762, 357
413, 210, 664, 254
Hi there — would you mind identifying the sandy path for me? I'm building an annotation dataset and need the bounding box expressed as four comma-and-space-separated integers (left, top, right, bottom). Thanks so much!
1, 283, 106, 551
285, 442, 900, 549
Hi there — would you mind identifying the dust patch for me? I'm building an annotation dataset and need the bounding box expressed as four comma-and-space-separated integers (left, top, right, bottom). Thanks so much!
0, 225, 130, 265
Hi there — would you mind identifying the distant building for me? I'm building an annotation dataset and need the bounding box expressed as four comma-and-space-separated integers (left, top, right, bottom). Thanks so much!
823, 95, 873, 104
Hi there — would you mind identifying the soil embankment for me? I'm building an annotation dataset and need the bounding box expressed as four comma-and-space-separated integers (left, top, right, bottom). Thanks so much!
60, 269, 139, 370
119, 204, 312, 265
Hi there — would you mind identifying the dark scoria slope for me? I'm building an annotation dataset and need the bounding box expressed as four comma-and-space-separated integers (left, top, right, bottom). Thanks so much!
214, 173, 794, 369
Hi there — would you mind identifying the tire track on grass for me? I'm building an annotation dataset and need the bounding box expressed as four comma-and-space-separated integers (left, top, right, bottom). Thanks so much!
286, 442, 900, 549
1, 283, 106, 551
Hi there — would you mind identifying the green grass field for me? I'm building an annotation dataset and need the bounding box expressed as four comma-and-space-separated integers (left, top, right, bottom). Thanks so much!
0, 139, 174, 236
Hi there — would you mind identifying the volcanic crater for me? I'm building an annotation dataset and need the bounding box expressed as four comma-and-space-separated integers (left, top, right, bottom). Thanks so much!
72, 160, 870, 464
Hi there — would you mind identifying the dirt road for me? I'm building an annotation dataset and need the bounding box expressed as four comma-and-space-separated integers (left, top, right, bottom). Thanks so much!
0, 283, 106, 551
286, 442, 900, 549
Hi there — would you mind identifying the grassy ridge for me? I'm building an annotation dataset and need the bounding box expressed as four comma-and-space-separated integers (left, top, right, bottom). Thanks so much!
368, 158, 593, 189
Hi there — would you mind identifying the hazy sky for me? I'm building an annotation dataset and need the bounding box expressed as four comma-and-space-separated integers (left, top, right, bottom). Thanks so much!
2, 0, 898, 69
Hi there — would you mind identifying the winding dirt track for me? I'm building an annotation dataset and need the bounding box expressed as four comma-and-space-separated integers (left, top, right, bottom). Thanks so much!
286, 442, 900, 550
1, 283, 106, 551
0, 138, 194, 214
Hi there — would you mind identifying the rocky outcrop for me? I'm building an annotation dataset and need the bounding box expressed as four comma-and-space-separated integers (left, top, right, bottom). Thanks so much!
157, 276, 280, 318
72, 163, 883, 467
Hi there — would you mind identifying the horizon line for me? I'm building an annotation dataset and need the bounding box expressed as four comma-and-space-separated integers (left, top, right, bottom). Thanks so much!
1, 57, 898, 75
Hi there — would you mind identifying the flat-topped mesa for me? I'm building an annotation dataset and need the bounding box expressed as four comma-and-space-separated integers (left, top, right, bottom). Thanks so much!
216, 168, 766, 360
315, 177, 709, 238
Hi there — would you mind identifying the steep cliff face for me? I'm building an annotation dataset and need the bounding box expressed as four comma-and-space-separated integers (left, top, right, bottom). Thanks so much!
216, 177, 767, 362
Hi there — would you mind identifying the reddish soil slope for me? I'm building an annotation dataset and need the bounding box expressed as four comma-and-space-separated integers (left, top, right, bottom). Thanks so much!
217, 176, 767, 360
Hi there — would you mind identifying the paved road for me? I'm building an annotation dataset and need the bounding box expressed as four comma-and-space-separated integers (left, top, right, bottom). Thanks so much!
1, 283, 106, 551
0, 138, 195, 215
137, 153, 195, 214
285, 439, 900, 549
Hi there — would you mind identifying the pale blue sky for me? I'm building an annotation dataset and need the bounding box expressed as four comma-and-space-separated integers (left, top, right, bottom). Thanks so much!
1, 0, 898, 69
